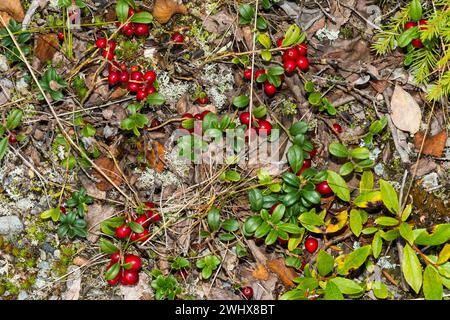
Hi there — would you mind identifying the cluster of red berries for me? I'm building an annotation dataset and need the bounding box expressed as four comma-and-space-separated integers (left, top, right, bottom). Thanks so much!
242, 68, 280, 97
404, 19, 427, 48
277, 38, 310, 74
106, 253, 142, 286
116, 8, 149, 38
239, 112, 273, 137
115, 201, 161, 242
95, 36, 159, 101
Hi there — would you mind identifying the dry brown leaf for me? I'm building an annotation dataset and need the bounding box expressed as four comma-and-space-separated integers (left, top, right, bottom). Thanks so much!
390, 85, 422, 134
110, 86, 129, 99
147, 141, 166, 173
72, 256, 88, 266
370, 80, 389, 93
414, 131, 447, 157
252, 263, 269, 281
63, 266, 82, 300
0, 0, 24, 27
34, 34, 59, 63
410, 158, 438, 177
152, 0, 187, 24
92, 157, 124, 191
267, 258, 297, 288
85, 204, 115, 242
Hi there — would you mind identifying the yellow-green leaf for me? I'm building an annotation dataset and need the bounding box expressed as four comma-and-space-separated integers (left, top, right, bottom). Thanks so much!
326, 170, 350, 202
402, 244, 422, 294
423, 265, 443, 300
337, 245, 371, 275
380, 179, 399, 214
437, 244, 450, 265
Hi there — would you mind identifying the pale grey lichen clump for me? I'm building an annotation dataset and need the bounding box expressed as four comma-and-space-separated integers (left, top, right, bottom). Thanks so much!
201, 64, 235, 109
134, 167, 181, 191
157, 71, 191, 105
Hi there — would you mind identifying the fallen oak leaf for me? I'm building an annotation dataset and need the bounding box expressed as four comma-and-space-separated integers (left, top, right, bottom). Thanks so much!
414, 131, 447, 157
91, 157, 124, 191
152, 0, 187, 24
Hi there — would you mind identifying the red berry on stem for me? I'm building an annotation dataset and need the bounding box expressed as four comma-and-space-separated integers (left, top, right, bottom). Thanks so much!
106, 265, 121, 286
135, 215, 150, 228
283, 59, 297, 73
194, 113, 203, 121
96, 38, 107, 49
241, 286, 254, 300
136, 89, 148, 101
128, 82, 140, 92
59, 206, 66, 214
411, 38, 423, 48
332, 123, 342, 133
296, 159, 311, 175
263, 81, 277, 97
135, 23, 149, 37
239, 112, 251, 126
146, 86, 156, 95
123, 23, 135, 37
8, 133, 17, 144
107, 40, 116, 52
418, 19, 428, 30
111, 252, 121, 263
130, 229, 150, 242
177, 268, 189, 280
182, 113, 194, 119
57, 32, 64, 41
269, 203, 279, 215
316, 181, 333, 196
276, 37, 284, 48
131, 71, 144, 81
201, 110, 211, 118
119, 71, 130, 83
254, 69, 265, 80
296, 56, 309, 71
305, 237, 318, 253
283, 48, 299, 61
145, 201, 156, 208
108, 71, 120, 86
296, 43, 308, 56
196, 97, 209, 105
120, 270, 139, 286
128, 7, 135, 17
144, 71, 157, 84
243, 69, 252, 80
102, 50, 114, 60
116, 224, 132, 239
124, 254, 142, 271
404, 21, 417, 30
171, 32, 184, 43
309, 147, 317, 158
257, 119, 272, 136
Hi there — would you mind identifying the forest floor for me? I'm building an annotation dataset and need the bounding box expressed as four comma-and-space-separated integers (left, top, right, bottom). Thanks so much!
0, 0, 449, 300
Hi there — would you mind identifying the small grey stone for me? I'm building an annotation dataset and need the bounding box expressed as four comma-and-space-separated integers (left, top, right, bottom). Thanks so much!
18, 291, 29, 300
38, 260, 50, 270
42, 242, 55, 254
53, 249, 61, 259
33, 278, 46, 289
0, 216, 24, 236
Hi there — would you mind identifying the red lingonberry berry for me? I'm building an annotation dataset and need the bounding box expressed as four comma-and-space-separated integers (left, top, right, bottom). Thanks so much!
305, 237, 318, 253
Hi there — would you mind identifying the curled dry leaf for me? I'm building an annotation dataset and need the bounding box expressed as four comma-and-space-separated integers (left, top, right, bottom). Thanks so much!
146, 141, 166, 173
252, 263, 269, 281
267, 258, 297, 288
414, 131, 447, 157
152, 0, 187, 24
390, 85, 422, 134
92, 157, 124, 191
0, 0, 24, 27
410, 158, 437, 177
85, 204, 115, 242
